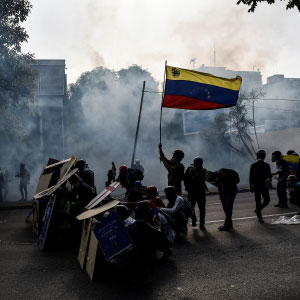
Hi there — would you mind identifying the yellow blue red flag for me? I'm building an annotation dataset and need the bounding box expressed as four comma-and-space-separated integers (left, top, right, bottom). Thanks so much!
163, 66, 242, 110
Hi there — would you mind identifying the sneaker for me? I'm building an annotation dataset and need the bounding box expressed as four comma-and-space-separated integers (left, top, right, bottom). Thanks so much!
258, 217, 264, 224
274, 203, 280, 207
200, 225, 206, 231
218, 225, 230, 231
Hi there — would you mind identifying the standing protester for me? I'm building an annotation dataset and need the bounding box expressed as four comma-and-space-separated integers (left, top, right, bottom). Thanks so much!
158, 144, 185, 195
271, 151, 289, 208
15, 163, 30, 201
160, 186, 188, 237
249, 150, 272, 223
0, 168, 4, 202
207, 168, 240, 231
3, 170, 10, 201
184, 157, 207, 230
132, 159, 144, 174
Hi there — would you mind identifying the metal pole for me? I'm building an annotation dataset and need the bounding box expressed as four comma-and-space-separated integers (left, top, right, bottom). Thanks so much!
252, 99, 260, 148
160, 60, 167, 145
131, 81, 146, 168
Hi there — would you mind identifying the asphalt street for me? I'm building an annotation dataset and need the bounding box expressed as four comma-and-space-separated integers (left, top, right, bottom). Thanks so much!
0, 190, 300, 300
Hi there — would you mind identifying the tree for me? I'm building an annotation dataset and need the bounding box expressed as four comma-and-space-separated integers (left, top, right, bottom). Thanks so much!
237, 0, 300, 12
0, 0, 38, 110
228, 92, 257, 161
0, 0, 38, 155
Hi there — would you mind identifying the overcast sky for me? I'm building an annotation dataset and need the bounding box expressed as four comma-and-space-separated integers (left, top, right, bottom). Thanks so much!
22, 0, 300, 84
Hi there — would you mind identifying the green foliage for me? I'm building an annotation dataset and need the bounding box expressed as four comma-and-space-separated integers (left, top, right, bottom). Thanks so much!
0, 0, 38, 150
228, 92, 256, 160
0, 0, 38, 109
237, 0, 300, 12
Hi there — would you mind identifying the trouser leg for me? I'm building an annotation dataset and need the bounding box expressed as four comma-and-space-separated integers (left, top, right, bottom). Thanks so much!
24, 185, 28, 200
223, 191, 236, 227
196, 194, 206, 226
277, 183, 287, 205
254, 189, 262, 218
19, 184, 24, 200
188, 193, 197, 222
260, 187, 270, 211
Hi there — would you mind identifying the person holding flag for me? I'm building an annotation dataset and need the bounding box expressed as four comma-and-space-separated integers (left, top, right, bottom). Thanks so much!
159, 145, 185, 196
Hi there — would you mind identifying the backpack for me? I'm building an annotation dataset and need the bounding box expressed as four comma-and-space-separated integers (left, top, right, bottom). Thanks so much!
221, 168, 240, 184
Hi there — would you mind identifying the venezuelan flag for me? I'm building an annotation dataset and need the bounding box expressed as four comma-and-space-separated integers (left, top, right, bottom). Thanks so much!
283, 154, 299, 175
163, 66, 242, 110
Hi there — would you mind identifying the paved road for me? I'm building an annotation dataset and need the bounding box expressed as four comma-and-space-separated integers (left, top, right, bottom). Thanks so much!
0, 190, 300, 300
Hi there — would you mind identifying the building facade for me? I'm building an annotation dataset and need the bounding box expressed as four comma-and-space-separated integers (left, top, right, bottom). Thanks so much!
31, 59, 67, 160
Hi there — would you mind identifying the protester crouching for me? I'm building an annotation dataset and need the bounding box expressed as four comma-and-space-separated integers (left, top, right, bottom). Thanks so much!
160, 186, 188, 238
206, 168, 240, 231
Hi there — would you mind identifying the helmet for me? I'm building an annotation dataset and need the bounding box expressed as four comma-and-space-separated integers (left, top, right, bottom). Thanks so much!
256, 149, 266, 159
287, 150, 296, 155
119, 165, 128, 173
114, 205, 129, 221
133, 180, 142, 187
172, 149, 184, 160
75, 159, 86, 169
147, 185, 158, 197
193, 157, 203, 166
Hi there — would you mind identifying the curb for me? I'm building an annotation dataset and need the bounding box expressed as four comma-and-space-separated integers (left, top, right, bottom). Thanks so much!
0, 203, 32, 211
0, 188, 253, 211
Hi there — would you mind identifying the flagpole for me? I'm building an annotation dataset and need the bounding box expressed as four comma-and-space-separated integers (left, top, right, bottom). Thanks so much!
159, 60, 167, 145
131, 81, 146, 168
